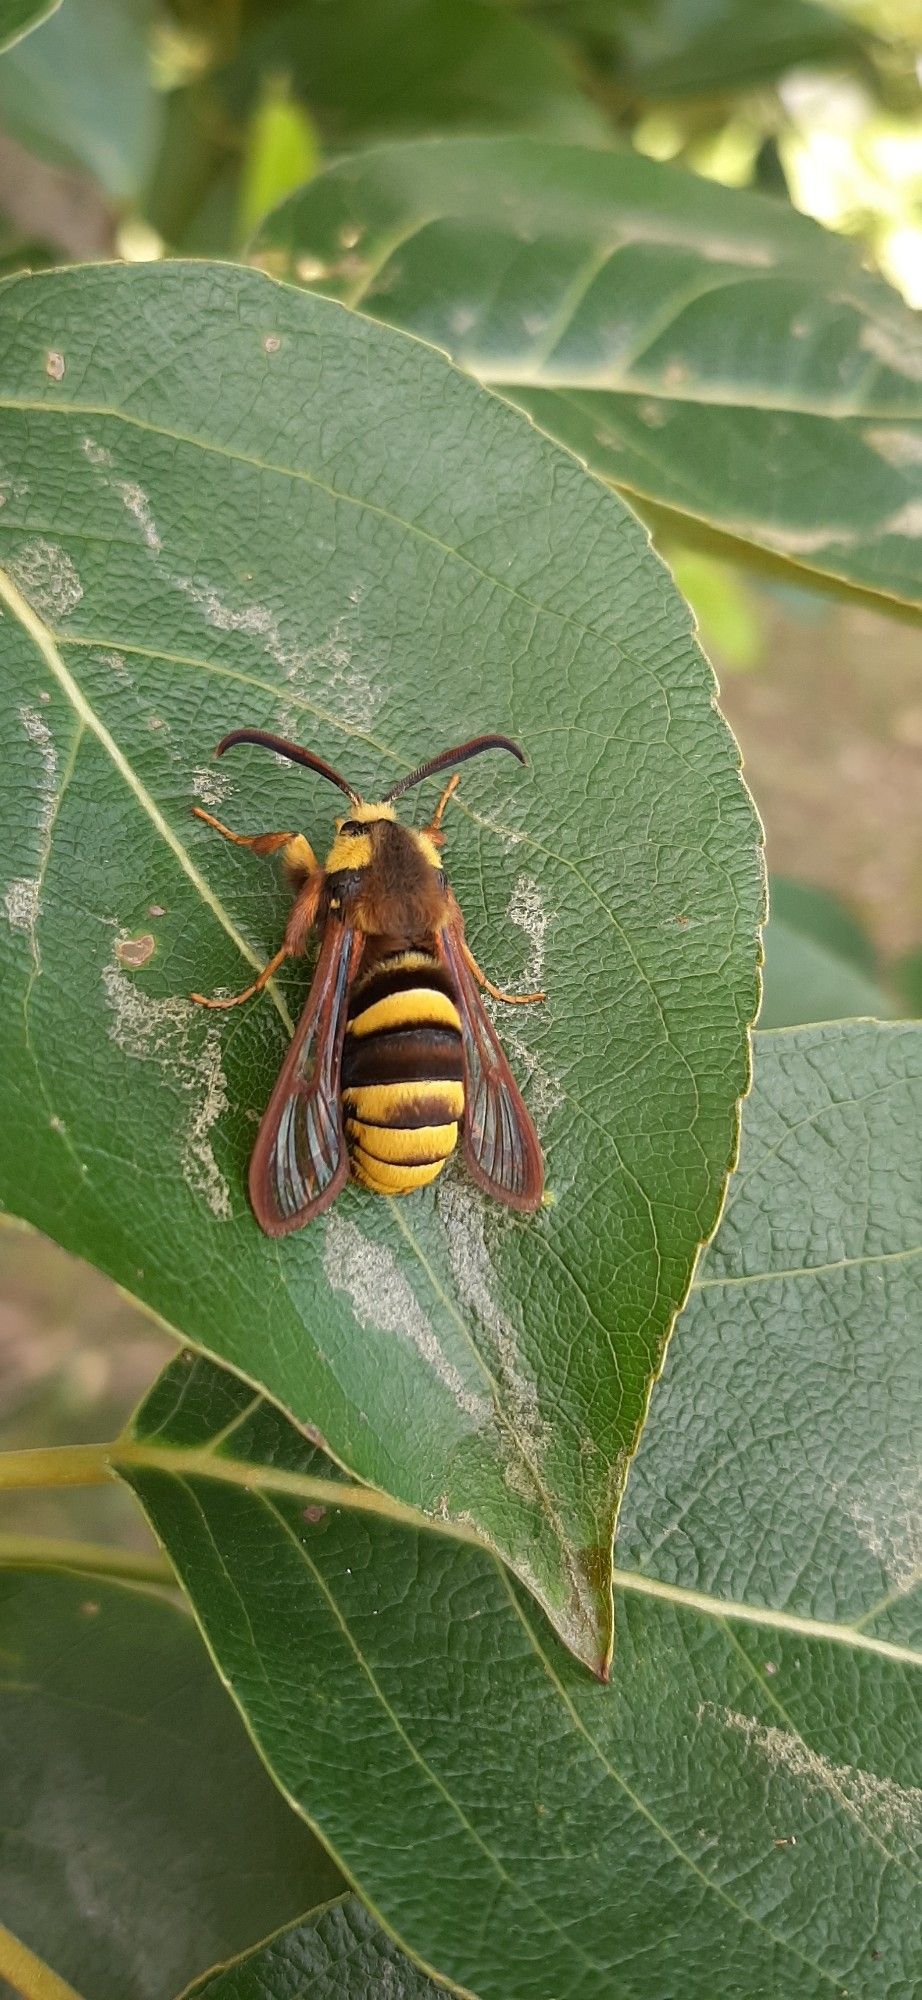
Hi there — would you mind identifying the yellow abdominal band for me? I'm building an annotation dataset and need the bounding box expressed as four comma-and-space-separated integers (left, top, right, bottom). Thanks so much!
342, 955, 465, 1195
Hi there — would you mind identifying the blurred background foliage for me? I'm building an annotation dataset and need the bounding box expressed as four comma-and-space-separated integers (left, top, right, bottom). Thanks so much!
0, 0, 919, 1507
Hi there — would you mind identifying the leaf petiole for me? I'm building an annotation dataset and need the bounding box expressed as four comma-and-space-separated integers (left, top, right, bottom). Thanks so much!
0, 1533, 175, 1588
0, 1923, 86, 2000
0, 1443, 114, 1490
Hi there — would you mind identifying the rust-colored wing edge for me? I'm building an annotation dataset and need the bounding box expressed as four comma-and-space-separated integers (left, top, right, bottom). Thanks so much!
249, 923, 364, 1236
437, 908, 544, 1212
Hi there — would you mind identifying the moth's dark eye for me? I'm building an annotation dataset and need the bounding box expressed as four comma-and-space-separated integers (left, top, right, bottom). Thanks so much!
339, 820, 365, 837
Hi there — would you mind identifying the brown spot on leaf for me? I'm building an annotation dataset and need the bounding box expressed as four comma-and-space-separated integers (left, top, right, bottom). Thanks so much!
116, 933, 156, 969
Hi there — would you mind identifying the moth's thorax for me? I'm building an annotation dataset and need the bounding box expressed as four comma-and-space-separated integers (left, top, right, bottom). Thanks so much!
324, 804, 448, 938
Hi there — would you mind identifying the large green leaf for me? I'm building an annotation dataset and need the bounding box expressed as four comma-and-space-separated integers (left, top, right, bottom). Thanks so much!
0, 1568, 342, 2000
257, 135, 922, 609
181, 1900, 443, 2000
118, 1023, 922, 2000
0, 0, 60, 57
0, 260, 762, 1670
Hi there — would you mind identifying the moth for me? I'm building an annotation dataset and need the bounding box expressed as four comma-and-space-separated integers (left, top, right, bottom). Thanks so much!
191, 730, 545, 1235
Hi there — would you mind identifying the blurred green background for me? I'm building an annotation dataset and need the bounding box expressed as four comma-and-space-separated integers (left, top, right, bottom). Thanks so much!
1, 0, 919, 1522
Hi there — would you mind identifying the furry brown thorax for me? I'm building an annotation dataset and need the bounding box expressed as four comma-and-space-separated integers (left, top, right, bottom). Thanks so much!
323, 803, 447, 943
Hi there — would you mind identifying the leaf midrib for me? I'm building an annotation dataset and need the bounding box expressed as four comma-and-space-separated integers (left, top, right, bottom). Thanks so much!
114, 1434, 922, 1668
0, 562, 295, 1031
0, 557, 620, 1651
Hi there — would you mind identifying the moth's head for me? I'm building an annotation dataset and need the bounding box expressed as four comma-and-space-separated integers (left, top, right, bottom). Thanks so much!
327, 801, 396, 874
210, 729, 527, 881
327, 803, 443, 877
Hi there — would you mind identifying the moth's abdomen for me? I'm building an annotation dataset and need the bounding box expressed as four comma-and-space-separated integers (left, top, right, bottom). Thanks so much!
342, 952, 463, 1193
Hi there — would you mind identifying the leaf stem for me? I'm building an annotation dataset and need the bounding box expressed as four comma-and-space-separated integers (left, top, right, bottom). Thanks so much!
0, 1925, 86, 2000
114, 1436, 487, 1545
0, 1533, 176, 1588
0, 1443, 115, 1490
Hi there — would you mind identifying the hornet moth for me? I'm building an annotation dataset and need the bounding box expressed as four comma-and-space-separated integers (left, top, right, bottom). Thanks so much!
191, 730, 545, 1236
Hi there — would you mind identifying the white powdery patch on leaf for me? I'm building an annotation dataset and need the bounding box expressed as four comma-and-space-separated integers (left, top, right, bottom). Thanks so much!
9, 538, 83, 620
0, 462, 29, 507
191, 765, 231, 809
101, 958, 232, 1220
4, 705, 59, 955
4, 877, 41, 937
80, 436, 164, 553
707, 1705, 922, 1842
175, 573, 384, 728
322, 1211, 492, 1426
842, 1463, 922, 1596
81, 435, 113, 468
437, 1176, 550, 1471
116, 480, 163, 553
93, 649, 131, 684
506, 872, 554, 993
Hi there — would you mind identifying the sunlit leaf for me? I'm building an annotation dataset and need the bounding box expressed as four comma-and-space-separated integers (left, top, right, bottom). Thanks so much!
258, 134, 922, 608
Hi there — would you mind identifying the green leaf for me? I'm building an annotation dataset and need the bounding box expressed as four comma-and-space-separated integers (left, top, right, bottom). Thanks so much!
536, 0, 870, 99
240, 0, 611, 149
760, 876, 894, 1028
180, 1900, 443, 2000
0, 0, 161, 202
237, 77, 319, 246
0, 0, 60, 58
669, 547, 763, 670
118, 1022, 922, 2000
0, 1567, 342, 2000
143, 0, 609, 257
894, 946, 922, 1017
257, 134, 922, 609
0, 259, 762, 1671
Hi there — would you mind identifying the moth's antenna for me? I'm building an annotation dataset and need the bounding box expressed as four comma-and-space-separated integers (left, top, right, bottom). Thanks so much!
214, 730, 361, 803
383, 733, 526, 802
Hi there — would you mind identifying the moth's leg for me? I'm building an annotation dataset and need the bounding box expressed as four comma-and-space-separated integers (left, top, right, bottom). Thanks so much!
190, 944, 291, 1011
461, 935, 545, 1006
284, 872, 325, 954
423, 772, 461, 845
192, 807, 318, 875
190, 873, 324, 1010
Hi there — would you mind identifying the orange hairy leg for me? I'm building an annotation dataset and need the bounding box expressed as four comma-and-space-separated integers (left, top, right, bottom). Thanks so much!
461, 936, 545, 1007
191, 807, 317, 876
190, 809, 324, 1007
421, 782, 544, 1004
423, 772, 461, 843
